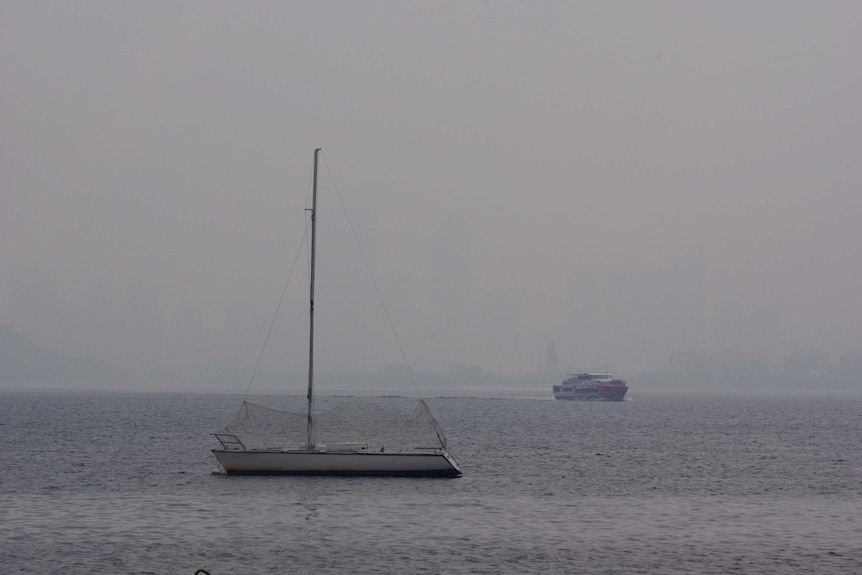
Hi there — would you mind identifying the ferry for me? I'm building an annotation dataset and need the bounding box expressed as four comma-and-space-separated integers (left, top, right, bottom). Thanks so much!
553, 373, 629, 401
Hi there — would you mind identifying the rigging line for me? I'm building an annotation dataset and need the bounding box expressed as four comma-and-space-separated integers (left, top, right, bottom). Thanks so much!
243, 218, 310, 400
319, 152, 425, 401
242, 193, 314, 402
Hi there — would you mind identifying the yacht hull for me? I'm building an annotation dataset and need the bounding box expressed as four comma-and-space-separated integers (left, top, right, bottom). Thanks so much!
213, 448, 461, 477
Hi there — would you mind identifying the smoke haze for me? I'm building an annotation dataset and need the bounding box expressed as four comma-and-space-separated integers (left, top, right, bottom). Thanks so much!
2, 1, 861, 390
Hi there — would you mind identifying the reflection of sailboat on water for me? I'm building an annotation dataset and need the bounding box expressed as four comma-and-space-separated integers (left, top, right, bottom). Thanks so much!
212, 148, 462, 477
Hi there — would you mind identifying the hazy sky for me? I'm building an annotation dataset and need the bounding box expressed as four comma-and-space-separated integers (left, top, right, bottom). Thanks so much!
2, 1, 861, 378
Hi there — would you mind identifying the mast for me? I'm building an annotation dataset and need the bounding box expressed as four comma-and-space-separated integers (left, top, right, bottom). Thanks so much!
307, 148, 321, 449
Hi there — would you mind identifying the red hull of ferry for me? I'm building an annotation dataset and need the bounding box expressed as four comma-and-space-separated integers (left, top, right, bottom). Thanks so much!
595, 380, 629, 401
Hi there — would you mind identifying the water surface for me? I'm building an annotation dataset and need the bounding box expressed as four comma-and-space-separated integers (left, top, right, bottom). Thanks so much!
2, 390, 860, 574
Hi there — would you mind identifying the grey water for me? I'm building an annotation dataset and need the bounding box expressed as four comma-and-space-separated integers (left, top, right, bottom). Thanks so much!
1, 389, 860, 574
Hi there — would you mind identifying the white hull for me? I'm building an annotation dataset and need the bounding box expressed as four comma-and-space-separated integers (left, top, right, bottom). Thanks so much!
213, 448, 461, 477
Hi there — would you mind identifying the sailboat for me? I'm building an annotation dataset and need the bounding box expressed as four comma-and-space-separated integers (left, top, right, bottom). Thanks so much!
212, 149, 462, 477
